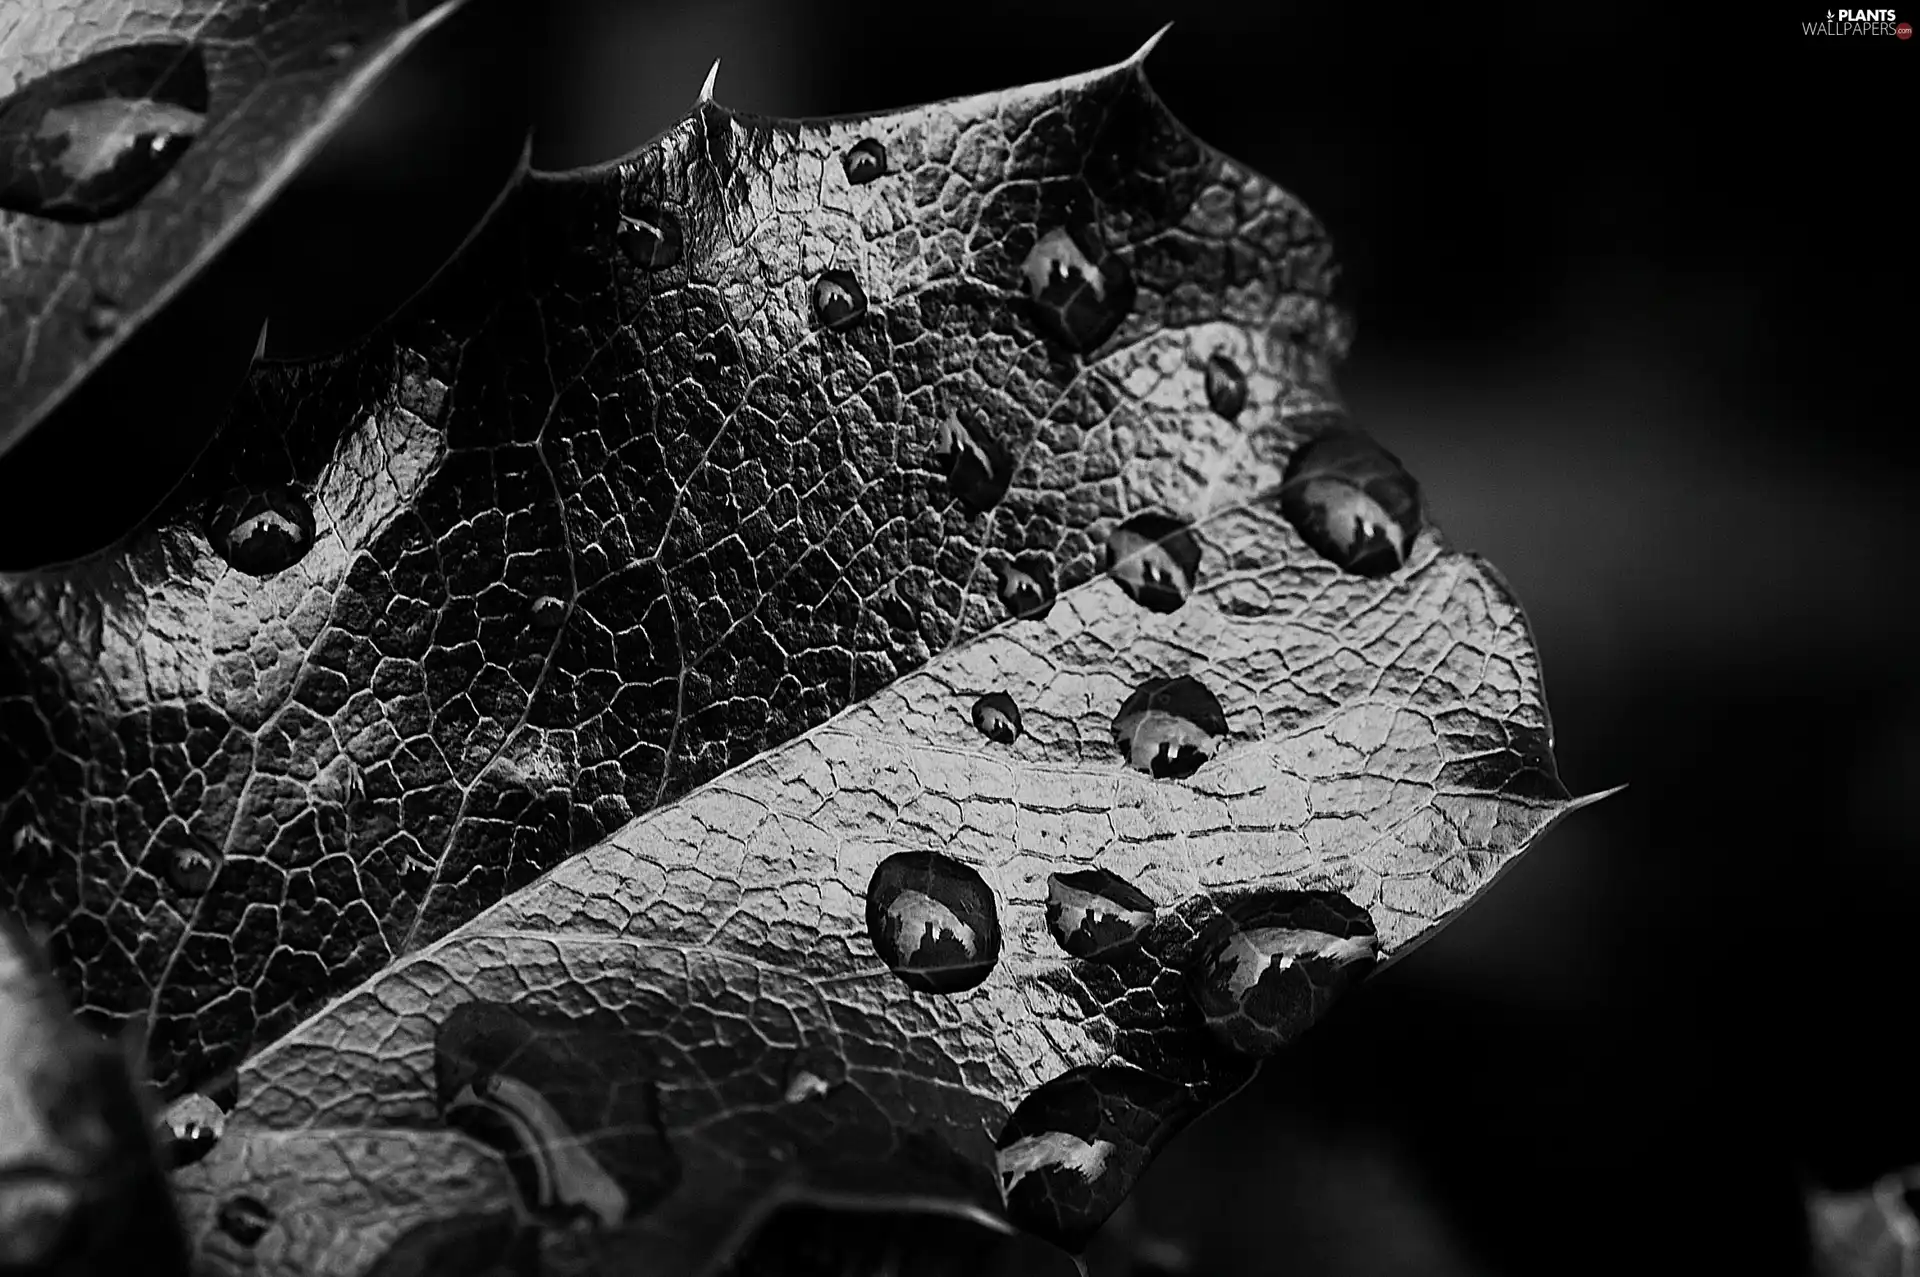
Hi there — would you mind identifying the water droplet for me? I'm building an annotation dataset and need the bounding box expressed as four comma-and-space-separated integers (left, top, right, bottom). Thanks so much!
216, 1194, 274, 1247
1204, 353, 1247, 420
1020, 225, 1136, 354
162, 831, 222, 895
1189, 891, 1378, 1056
81, 292, 122, 340
864, 850, 1000, 995
1046, 869, 1157, 961
1112, 676, 1227, 780
841, 137, 887, 185
155, 1091, 225, 1168
325, 38, 361, 66
811, 268, 867, 332
1277, 430, 1422, 577
205, 484, 316, 577
530, 595, 566, 629
932, 414, 1011, 515
617, 206, 683, 271
970, 692, 1022, 746
0, 42, 209, 223
1105, 513, 1201, 614
782, 1049, 844, 1103
997, 553, 1056, 621
996, 1065, 1197, 1251
436, 1002, 676, 1228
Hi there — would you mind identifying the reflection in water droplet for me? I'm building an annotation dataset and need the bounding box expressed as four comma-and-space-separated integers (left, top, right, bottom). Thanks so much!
617, 206, 683, 271
996, 1065, 1197, 1250
1204, 353, 1247, 420
156, 1092, 225, 1168
841, 137, 887, 184
997, 553, 1056, 621
1105, 512, 1202, 614
205, 485, 316, 577
81, 293, 122, 340
1112, 676, 1228, 780
932, 413, 1010, 514
1277, 430, 1422, 577
163, 832, 222, 895
971, 692, 1022, 746
1020, 225, 1136, 354
1045, 869, 1157, 960
1189, 891, 1378, 1056
864, 850, 1000, 995
216, 1194, 274, 1247
811, 268, 867, 332
0, 41, 209, 223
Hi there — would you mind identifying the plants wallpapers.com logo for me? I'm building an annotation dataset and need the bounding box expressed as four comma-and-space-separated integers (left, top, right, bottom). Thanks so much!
1802, 8, 1913, 35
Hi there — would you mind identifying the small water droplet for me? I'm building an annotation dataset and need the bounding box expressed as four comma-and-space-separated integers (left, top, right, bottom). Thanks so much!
811, 268, 867, 332
782, 1049, 845, 1103
996, 553, 1056, 621
1204, 353, 1247, 420
1277, 430, 1422, 577
932, 413, 1011, 514
864, 850, 1000, 995
156, 1091, 225, 1168
996, 1065, 1197, 1251
1105, 513, 1201, 614
216, 1194, 274, 1247
617, 206, 683, 271
841, 137, 887, 185
1112, 676, 1227, 780
1188, 891, 1378, 1056
81, 292, 122, 339
971, 692, 1022, 746
205, 484, 316, 577
324, 38, 361, 65
0, 41, 209, 223
163, 831, 222, 895
530, 595, 566, 628
1045, 869, 1157, 960
1020, 225, 1136, 354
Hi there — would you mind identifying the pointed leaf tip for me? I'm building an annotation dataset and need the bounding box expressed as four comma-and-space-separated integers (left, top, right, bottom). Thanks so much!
1126, 22, 1175, 68
696, 58, 721, 104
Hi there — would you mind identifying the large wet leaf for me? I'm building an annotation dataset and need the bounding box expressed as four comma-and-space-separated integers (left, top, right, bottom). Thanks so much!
0, 0, 474, 460
1, 36, 1597, 1276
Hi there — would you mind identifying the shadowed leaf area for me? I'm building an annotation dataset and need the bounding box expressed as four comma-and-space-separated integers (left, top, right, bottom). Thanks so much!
1, 33, 1585, 1277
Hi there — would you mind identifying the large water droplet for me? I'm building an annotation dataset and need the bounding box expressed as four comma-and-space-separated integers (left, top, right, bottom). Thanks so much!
864, 850, 1000, 995
932, 413, 1011, 515
1204, 353, 1248, 420
617, 206, 683, 271
996, 1065, 1198, 1251
1046, 869, 1157, 961
1020, 225, 1136, 354
0, 42, 209, 223
1105, 513, 1202, 614
1112, 676, 1227, 780
971, 692, 1022, 746
841, 137, 887, 185
216, 1194, 274, 1247
1188, 891, 1378, 1056
997, 553, 1056, 622
811, 268, 867, 332
162, 830, 222, 896
435, 1002, 677, 1228
205, 484, 316, 577
1278, 430, 1423, 577
155, 1091, 225, 1168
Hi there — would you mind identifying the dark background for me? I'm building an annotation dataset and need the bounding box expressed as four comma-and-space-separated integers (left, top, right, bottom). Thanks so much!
256, 2, 1920, 1273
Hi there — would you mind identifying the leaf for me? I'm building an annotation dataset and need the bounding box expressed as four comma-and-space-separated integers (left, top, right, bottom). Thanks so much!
0, 33, 1599, 1276
0, 915, 190, 1275
0, 0, 469, 458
